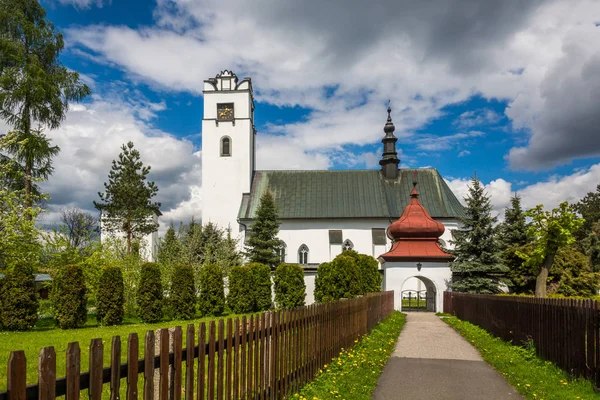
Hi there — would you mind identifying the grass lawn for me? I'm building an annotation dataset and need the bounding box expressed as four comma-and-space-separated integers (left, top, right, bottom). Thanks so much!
0, 312, 246, 391
294, 311, 406, 400
442, 316, 598, 400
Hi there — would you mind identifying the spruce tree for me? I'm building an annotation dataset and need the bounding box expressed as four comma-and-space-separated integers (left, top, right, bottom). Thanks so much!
94, 142, 161, 255
245, 190, 283, 268
498, 195, 530, 293
157, 223, 181, 290
450, 176, 508, 294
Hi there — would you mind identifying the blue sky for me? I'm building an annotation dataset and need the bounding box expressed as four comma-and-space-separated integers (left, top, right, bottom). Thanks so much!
19, 0, 600, 230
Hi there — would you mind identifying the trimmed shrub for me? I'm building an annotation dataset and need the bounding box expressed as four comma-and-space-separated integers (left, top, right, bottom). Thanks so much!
249, 262, 272, 311
170, 263, 196, 320
343, 250, 382, 294
52, 264, 87, 329
0, 266, 39, 330
274, 263, 306, 309
198, 264, 225, 316
137, 262, 164, 323
97, 266, 125, 326
314, 254, 361, 302
227, 266, 254, 314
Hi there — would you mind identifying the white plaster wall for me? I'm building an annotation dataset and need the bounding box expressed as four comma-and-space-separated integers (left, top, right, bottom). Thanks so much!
202, 88, 254, 232
303, 271, 317, 305
246, 218, 460, 265
381, 261, 452, 313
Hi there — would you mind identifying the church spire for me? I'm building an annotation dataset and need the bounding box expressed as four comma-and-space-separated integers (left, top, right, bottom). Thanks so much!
379, 103, 400, 179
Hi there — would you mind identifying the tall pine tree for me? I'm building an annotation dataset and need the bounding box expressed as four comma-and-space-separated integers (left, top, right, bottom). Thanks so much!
245, 190, 283, 268
450, 176, 508, 293
498, 194, 530, 293
94, 142, 161, 254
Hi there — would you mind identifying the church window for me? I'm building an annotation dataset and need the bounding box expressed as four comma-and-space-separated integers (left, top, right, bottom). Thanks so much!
298, 244, 309, 265
278, 242, 287, 264
342, 239, 354, 251
328, 230, 343, 244
217, 103, 234, 121
221, 136, 231, 157
371, 228, 387, 245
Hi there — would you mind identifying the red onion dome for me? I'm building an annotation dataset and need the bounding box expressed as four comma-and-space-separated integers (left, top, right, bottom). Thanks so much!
387, 185, 445, 240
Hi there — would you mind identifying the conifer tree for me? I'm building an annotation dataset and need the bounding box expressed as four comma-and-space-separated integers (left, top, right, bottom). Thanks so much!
94, 142, 161, 255
450, 176, 508, 293
498, 195, 530, 293
245, 191, 283, 268
157, 223, 181, 290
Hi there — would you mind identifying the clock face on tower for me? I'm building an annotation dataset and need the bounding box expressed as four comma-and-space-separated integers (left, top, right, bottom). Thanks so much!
217, 103, 234, 121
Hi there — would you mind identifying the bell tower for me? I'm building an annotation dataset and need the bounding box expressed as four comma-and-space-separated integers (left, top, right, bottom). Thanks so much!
201, 70, 255, 233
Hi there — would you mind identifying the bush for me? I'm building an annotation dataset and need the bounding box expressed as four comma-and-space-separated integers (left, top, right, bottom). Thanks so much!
227, 266, 254, 314
137, 262, 164, 323
198, 264, 225, 316
314, 254, 361, 302
170, 263, 196, 320
342, 250, 382, 293
0, 266, 39, 330
52, 264, 87, 329
274, 263, 306, 309
96, 266, 125, 325
249, 262, 272, 311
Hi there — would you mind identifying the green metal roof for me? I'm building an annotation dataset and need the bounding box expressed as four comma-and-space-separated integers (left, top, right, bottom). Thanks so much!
237, 169, 465, 220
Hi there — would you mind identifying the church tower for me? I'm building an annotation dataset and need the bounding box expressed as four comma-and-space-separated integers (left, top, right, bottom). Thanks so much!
202, 71, 255, 233
379, 106, 400, 179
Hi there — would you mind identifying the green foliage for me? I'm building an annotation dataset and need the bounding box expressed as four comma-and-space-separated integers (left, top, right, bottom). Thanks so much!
227, 266, 254, 314
297, 311, 406, 400
245, 191, 283, 267
136, 262, 163, 323
94, 142, 160, 255
169, 263, 196, 320
517, 202, 584, 297
198, 264, 225, 317
499, 194, 529, 250
96, 266, 124, 326
450, 177, 508, 294
315, 254, 362, 303
574, 184, 600, 241
582, 221, 600, 272
274, 263, 306, 309
52, 264, 87, 329
0, 265, 38, 330
342, 250, 382, 293
157, 223, 181, 291
249, 262, 272, 311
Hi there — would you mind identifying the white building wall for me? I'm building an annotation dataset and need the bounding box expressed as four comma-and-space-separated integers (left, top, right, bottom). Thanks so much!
381, 260, 452, 313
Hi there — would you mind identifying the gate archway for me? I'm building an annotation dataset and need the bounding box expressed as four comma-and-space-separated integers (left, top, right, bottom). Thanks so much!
400, 276, 437, 312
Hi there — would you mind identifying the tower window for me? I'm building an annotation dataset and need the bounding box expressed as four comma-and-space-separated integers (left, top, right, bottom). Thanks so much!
217, 103, 234, 121
342, 239, 354, 251
298, 244, 309, 265
221, 136, 231, 157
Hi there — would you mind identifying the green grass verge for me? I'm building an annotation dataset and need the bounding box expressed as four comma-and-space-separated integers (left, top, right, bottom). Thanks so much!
293, 311, 406, 400
0, 313, 246, 391
443, 316, 598, 400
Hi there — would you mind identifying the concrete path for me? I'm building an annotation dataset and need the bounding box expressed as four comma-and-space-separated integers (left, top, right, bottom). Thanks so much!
373, 313, 522, 400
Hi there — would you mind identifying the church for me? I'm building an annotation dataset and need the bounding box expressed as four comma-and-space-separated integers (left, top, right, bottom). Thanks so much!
202, 71, 464, 311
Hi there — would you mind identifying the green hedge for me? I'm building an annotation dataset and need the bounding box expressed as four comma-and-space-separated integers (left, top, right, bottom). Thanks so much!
315, 253, 362, 302
0, 266, 39, 331
137, 262, 164, 323
274, 263, 306, 308
52, 264, 87, 329
198, 264, 225, 316
170, 263, 196, 320
227, 266, 254, 314
343, 250, 382, 293
249, 262, 272, 311
96, 266, 125, 326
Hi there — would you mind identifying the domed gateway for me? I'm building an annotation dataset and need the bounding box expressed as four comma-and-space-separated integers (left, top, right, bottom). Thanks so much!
379, 175, 454, 312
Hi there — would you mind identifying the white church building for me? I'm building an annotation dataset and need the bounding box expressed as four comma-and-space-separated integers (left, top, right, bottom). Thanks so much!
201, 71, 465, 311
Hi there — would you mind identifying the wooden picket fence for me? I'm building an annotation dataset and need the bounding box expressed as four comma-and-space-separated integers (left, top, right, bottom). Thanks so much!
1, 291, 394, 400
444, 292, 600, 389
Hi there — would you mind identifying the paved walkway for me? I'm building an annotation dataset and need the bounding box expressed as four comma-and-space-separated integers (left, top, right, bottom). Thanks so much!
373, 313, 522, 399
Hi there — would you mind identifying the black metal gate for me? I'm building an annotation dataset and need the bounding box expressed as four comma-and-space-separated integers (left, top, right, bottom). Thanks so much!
401, 290, 436, 312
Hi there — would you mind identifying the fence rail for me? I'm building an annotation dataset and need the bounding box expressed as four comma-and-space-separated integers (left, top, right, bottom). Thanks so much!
443, 292, 600, 389
2, 291, 394, 400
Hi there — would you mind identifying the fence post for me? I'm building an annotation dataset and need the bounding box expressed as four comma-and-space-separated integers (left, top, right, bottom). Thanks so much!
38, 347, 56, 400
7, 351, 26, 400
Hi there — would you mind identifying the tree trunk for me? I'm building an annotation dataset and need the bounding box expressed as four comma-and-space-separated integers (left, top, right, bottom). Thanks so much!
24, 162, 32, 220
535, 251, 556, 298
127, 229, 132, 255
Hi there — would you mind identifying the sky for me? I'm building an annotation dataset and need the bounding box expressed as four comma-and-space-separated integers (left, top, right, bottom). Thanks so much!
11, 0, 600, 233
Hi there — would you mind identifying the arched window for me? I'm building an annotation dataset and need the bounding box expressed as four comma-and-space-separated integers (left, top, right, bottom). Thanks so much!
220, 136, 231, 157
298, 244, 309, 265
342, 239, 354, 251
278, 242, 287, 264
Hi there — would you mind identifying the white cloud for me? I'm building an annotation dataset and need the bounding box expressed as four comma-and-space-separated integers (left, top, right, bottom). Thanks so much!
57, 0, 108, 9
